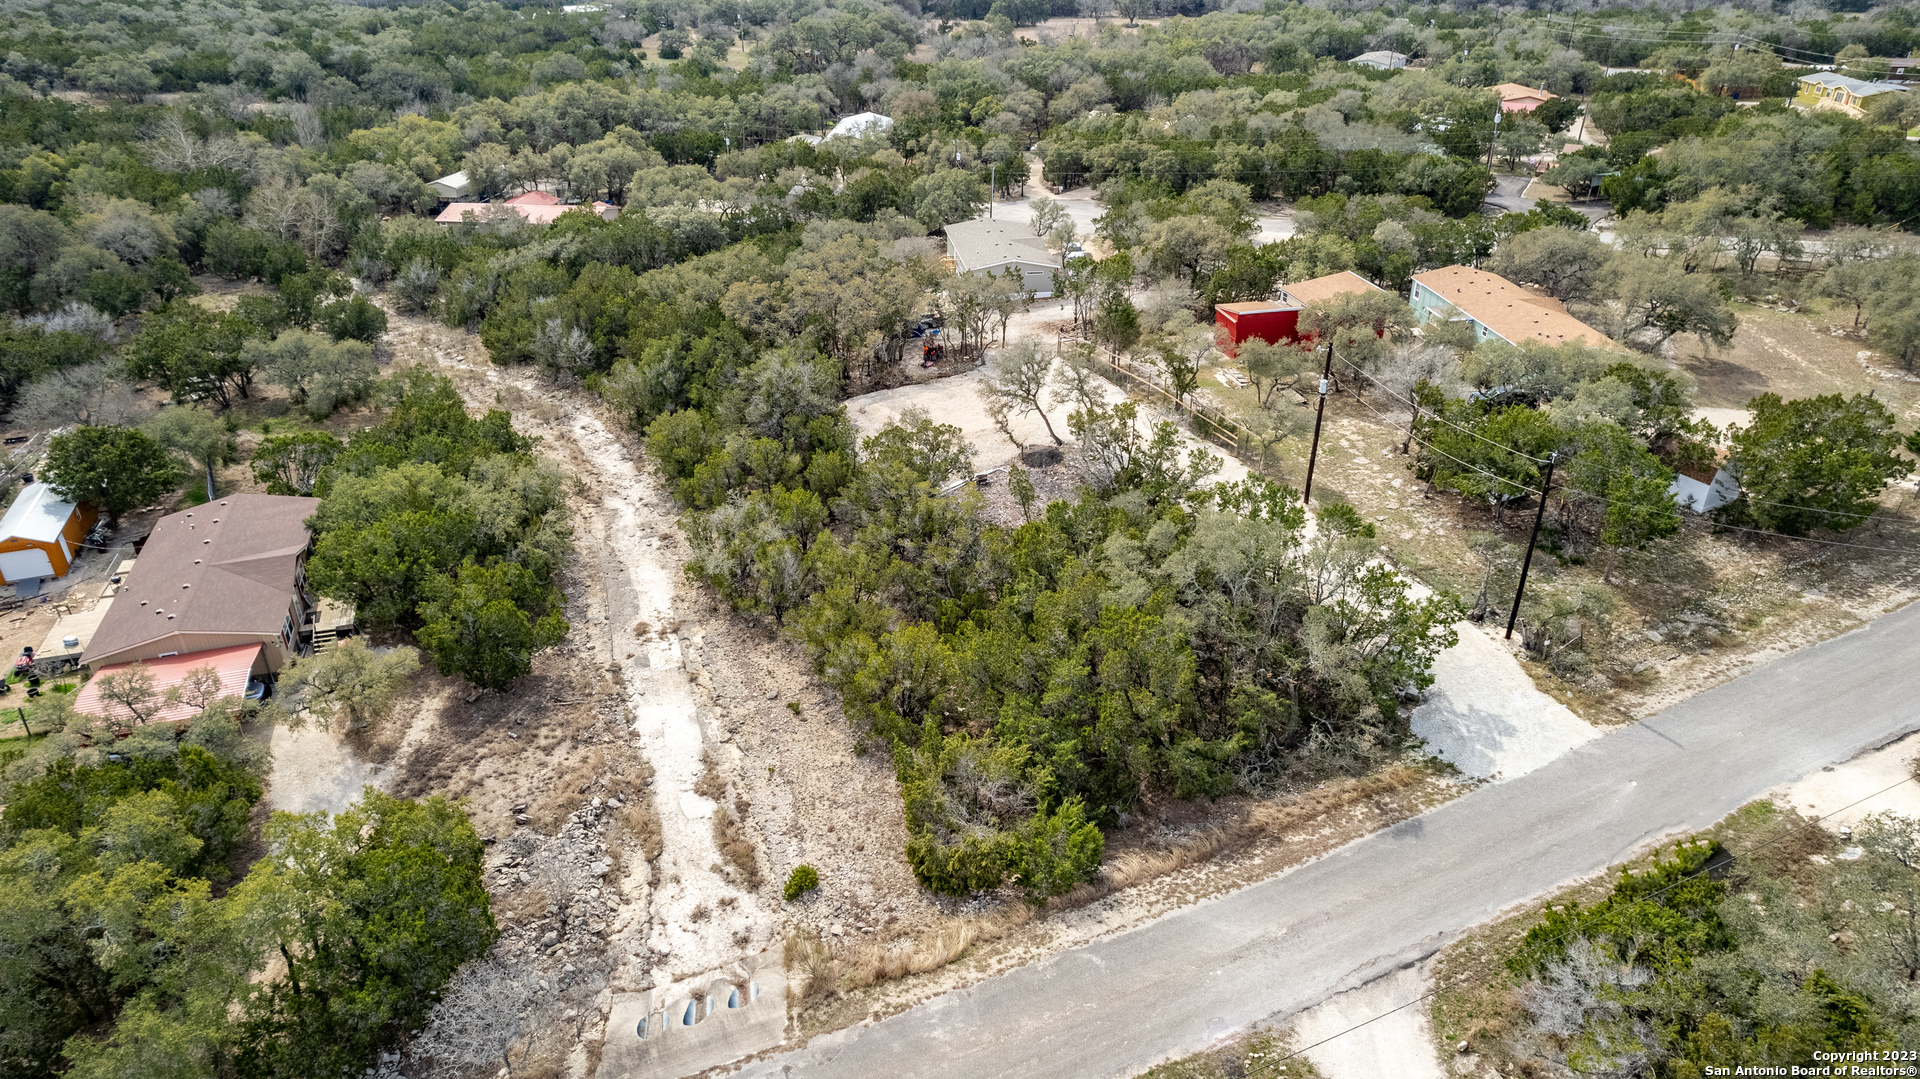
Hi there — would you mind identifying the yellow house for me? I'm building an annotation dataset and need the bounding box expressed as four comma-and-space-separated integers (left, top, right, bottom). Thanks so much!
1795, 72, 1907, 117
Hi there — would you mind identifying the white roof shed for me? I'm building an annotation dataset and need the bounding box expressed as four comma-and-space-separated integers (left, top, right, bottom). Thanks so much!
428, 170, 472, 199
825, 112, 894, 140
0, 483, 79, 545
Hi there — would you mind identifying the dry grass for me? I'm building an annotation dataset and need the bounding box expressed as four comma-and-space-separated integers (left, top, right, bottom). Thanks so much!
616, 799, 663, 863
1052, 765, 1427, 912
1137, 1029, 1325, 1079
530, 746, 607, 833
712, 800, 763, 889
785, 929, 842, 1002
693, 747, 727, 801
842, 906, 1037, 989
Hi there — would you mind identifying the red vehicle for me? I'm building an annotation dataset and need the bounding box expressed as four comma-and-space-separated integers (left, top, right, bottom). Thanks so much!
920, 332, 945, 367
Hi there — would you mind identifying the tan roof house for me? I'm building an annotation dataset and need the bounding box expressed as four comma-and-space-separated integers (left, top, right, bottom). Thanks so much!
1492, 83, 1557, 113
1409, 266, 1617, 350
81, 494, 320, 673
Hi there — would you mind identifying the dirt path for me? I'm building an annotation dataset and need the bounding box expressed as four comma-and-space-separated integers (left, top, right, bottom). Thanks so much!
386, 326, 770, 984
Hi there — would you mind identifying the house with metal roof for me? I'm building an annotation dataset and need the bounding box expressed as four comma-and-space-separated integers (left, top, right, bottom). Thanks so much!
427, 170, 472, 200
1409, 266, 1617, 350
1351, 50, 1410, 71
1214, 271, 1386, 356
1795, 72, 1907, 117
942, 219, 1061, 298
825, 112, 894, 140
0, 482, 97, 591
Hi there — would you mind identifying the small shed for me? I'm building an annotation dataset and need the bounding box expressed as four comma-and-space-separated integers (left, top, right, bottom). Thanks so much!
1669, 464, 1740, 513
1214, 302, 1302, 357
427, 170, 472, 200
1214, 271, 1386, 356
0, 483, 97, 587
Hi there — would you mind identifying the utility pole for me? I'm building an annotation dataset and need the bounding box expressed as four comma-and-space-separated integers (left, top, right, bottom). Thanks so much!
990, 163, 996, 220
1505, 452, 1558, 641
1301, 341, 1335, 504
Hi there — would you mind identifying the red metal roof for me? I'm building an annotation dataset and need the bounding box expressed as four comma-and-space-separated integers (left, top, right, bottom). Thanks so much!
74, 643, 265, 725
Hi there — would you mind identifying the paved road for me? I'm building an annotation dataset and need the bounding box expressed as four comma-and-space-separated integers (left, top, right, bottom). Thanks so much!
1482, 173, 1534, 215
735, 600, 1920, 1079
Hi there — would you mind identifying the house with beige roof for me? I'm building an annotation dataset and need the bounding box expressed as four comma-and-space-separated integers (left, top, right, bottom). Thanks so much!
1409, 265, 1616, 350
1491, 83, 1557, 113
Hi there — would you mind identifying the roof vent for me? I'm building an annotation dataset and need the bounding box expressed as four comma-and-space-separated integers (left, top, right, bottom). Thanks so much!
193, 560, 201, 565
181, 584, 190, 589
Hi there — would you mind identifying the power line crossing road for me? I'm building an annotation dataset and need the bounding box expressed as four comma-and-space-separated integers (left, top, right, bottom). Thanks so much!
730, 601, 1920, 1079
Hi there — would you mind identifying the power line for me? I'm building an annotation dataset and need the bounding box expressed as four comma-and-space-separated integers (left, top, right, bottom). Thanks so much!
1331, 352, 1551, 463
1681, 517, 1920, 555
1271, 769, 1919, 1070
1329, 353, 1920, 537
1341, 377, 1546, 498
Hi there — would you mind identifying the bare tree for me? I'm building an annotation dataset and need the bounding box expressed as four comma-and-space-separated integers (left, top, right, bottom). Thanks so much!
978, 339, 1064, 446
165, 665, 229, 714
95, 663, 163, 725
9, 361, 150, 429
277, 640, 421, 730
1373, 342, 1461, 455
408, 957, 561, 1078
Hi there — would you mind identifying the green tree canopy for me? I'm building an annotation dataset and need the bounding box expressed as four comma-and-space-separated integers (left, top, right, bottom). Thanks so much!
45, 425, 181, 526
1724, 393, 1913, 535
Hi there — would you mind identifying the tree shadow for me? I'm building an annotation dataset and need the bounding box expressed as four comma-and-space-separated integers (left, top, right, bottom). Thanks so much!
1674, 338, 1770, 407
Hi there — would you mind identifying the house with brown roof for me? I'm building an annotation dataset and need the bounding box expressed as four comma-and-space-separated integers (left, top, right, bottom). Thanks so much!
1409, 265, 1617, 350
80, 494, 320, 674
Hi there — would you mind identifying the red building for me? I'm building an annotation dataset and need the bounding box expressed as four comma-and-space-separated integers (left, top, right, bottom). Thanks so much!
1214, 271, 1384, 356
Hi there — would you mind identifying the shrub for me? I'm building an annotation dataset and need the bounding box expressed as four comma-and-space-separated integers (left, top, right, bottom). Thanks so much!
783, 864, 820, 901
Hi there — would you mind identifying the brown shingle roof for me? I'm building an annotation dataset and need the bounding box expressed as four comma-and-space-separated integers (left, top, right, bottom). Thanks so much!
1412, 265, 1618, 350
1278, 270, 1385, 307
82, 494, 318, 665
